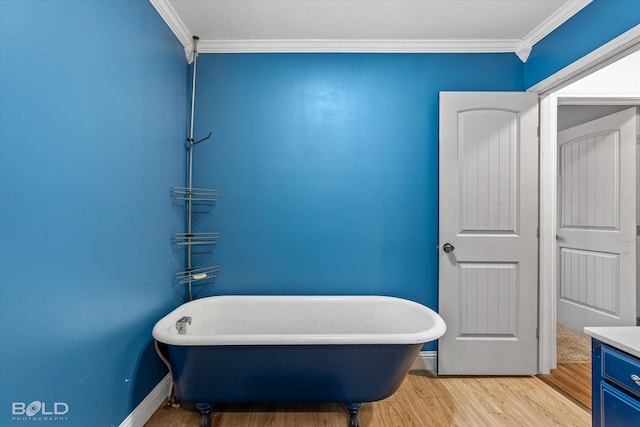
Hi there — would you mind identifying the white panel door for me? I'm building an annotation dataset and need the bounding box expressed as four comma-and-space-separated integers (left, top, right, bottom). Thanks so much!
557, 107, 638, 330
438, 92, 539, 375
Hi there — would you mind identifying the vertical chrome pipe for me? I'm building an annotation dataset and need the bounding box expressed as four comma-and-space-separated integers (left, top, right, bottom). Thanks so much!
187, 36, 199, 301
188, 36, 199, 195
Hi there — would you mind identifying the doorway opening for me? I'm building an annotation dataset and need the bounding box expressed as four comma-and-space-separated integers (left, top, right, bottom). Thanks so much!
537, 49, 640, 410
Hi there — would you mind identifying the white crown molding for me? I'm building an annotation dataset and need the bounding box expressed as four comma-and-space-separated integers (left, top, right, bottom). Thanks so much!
149, 0, 190, 46
149, 0, 195, 61
149, 0, 593, 62
197, 38, 526, 54
523, 0, 592, 47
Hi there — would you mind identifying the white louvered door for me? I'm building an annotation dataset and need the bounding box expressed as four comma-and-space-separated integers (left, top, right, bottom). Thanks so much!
438, 92, 539, 375
557, 107, 638, 330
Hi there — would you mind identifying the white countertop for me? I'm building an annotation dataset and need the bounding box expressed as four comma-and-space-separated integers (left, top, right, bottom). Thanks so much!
584, 326, 640, 359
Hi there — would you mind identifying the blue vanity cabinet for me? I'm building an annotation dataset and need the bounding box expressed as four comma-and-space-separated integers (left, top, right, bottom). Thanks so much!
592, 339, 640, 426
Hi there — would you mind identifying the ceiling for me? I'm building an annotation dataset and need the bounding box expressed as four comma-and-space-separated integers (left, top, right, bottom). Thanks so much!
150, 0, 592, 62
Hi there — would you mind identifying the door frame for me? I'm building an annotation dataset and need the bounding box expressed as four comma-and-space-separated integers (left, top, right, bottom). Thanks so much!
531, 26, 640, 374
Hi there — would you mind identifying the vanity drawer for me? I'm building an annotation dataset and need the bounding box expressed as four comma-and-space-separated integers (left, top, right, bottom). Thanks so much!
602, 345, 640, 399
601, 381, 640, 426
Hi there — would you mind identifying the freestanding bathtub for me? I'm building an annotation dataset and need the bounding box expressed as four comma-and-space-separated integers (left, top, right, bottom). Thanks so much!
152, 295, 446, 427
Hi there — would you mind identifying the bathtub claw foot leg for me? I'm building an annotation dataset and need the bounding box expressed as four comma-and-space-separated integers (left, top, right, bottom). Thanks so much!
196, 402, 213, 427
346, 403, 362, 427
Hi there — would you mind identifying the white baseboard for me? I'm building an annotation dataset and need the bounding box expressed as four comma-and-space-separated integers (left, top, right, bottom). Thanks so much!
119, 373, 172, 427
410, 351, 437, 373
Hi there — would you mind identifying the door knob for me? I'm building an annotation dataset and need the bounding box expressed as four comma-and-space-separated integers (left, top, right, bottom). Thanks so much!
443, 243, 455, 253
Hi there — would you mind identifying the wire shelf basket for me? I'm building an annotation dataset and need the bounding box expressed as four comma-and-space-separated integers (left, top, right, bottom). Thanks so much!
173, 232, 220, 246
176, 265, 220, 285
170, 187, 219, 203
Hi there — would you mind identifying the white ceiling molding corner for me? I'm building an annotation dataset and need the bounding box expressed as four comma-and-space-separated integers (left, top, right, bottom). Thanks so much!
149, 0, 194, 62
515, 40, 533, 62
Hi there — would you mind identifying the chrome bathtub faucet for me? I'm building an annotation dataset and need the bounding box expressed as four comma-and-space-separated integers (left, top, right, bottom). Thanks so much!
176, 316, 192, 335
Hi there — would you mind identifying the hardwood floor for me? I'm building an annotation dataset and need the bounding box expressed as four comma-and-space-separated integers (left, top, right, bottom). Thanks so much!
538, 362, 592, 410
145, 372, 590, 427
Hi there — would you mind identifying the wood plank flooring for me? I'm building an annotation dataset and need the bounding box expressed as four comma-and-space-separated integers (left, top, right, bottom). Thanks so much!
538, 362, 591, 410
145, 372, 590, 427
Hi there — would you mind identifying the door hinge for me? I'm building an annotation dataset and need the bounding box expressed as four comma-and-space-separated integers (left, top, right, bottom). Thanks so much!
536, 328, 539, 339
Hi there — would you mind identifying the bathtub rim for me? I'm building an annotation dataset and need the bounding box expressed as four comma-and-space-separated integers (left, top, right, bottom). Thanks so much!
152, 295, 446, 346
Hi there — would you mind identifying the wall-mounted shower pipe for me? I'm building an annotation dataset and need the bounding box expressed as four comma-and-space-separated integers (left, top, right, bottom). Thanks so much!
186, 35, 199, 301
187, 36, 199, 243
180, 35, 215, 302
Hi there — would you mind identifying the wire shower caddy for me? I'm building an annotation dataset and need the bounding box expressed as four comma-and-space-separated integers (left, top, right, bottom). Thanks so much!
172, 36, 219, 301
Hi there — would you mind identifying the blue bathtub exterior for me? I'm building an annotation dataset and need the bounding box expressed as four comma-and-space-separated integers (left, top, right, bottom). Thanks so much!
166, 342, 422, 425
168, 343, 421, 403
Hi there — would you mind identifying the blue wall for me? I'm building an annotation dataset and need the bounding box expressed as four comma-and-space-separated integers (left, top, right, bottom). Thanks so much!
525, 0, 640, 88
190, 53, 525, 323
0, 1, 186, 425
